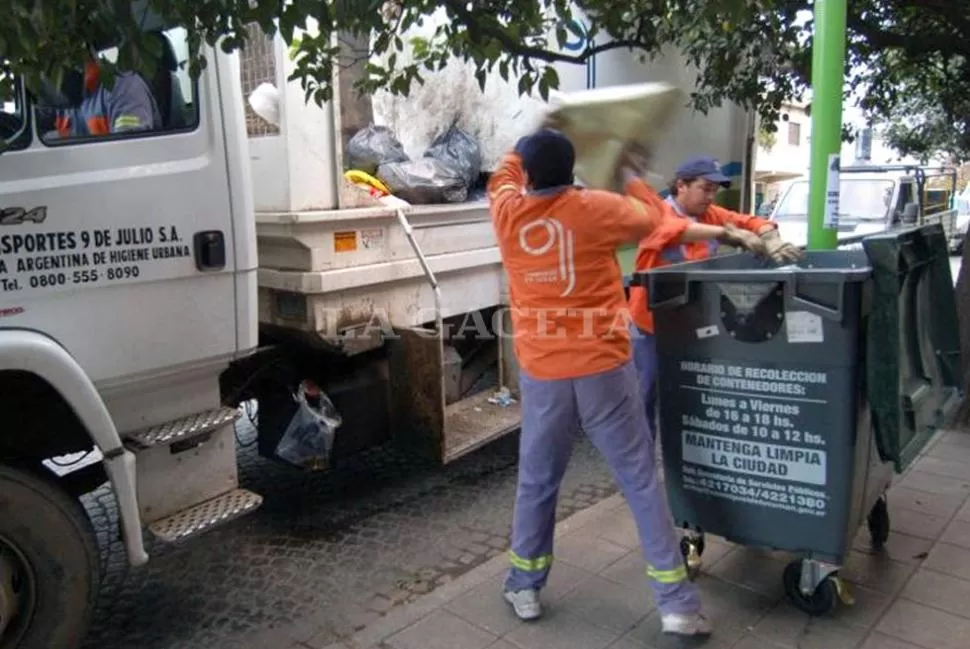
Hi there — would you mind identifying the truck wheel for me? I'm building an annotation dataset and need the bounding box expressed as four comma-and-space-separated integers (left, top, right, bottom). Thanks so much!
0, 464, 100, 649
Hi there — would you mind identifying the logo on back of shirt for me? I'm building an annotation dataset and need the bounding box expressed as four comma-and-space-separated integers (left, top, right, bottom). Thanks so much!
518, 217, 576, 297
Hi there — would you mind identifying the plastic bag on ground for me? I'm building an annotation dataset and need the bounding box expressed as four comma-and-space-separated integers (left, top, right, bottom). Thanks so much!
377, 158, 469, 204
424, 124, 483, 189
274, 381, 342, 470
347, 124, 410, 175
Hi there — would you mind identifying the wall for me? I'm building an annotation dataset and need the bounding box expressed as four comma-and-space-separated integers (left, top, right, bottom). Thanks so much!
757, 103, 811, 176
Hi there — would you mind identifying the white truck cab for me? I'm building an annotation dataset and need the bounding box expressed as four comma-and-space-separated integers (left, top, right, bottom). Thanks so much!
0, 23, 264, 648
770, 165, 960, 250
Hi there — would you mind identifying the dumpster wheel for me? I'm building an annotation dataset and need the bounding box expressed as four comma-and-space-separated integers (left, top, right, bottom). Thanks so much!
782, 560, 840, 616
679, 534, 705, 581
866, 497, 890, 550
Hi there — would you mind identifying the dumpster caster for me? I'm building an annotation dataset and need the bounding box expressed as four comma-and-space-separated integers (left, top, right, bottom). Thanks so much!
679, 534, 705, 580
867, 497, 890, 550
783, 559, 845, 616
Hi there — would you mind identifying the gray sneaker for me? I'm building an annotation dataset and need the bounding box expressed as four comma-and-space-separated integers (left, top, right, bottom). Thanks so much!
503, 589, 541, 621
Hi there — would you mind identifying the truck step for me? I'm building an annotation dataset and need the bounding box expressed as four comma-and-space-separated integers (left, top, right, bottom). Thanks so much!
126, 406, 241, 448
147, 488, 263, 543
443, 389, 521, 463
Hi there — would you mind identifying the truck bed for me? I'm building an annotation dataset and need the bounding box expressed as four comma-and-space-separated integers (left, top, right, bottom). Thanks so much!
255, 201, 505, 337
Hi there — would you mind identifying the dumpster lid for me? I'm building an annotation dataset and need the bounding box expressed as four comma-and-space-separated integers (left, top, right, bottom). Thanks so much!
631, 251, 872, 286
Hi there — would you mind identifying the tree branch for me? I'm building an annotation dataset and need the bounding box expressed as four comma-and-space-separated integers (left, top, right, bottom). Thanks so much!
440, 0, 648, 65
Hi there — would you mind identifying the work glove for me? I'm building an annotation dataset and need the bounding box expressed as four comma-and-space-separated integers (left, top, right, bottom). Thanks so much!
760, 227, 804, 264
614, 142, 653, 189
717, 223, 769, 256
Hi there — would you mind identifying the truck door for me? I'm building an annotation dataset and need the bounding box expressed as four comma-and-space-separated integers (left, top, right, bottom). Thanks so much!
0, 27, 240, 388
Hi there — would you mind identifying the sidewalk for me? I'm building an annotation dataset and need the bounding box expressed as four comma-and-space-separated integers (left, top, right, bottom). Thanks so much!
312, 429, 970, 649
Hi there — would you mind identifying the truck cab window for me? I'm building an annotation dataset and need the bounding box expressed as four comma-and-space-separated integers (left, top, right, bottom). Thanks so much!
0, 66, 28, 150
36, 26, 198, 145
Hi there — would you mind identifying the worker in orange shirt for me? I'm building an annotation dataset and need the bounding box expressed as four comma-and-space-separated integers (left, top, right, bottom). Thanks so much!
628, 156, 801, 427
489, 129, 767, 637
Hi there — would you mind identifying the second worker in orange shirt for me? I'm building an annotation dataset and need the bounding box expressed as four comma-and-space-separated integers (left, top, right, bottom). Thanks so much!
627, 156, 802, 428
489, 128, 769, 637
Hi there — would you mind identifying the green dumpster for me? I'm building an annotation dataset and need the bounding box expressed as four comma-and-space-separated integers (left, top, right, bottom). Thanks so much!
634, 222, 962, 616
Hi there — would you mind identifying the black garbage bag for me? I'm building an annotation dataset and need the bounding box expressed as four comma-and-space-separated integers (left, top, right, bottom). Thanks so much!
346, 124, 410, 175
377, 158, 468, 204
424, 124, 483, 189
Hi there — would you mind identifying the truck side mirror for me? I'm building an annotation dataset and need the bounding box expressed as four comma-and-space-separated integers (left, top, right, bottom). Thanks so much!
902, 202, 919, 224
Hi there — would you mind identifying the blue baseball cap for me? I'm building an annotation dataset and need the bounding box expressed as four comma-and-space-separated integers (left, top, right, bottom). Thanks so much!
675, 156, 732, 188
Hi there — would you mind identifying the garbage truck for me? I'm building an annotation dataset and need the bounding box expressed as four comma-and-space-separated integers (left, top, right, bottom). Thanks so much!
0, 7, 756, 648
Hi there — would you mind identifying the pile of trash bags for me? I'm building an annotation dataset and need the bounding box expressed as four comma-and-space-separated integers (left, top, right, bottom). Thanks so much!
346, 122, 483, 204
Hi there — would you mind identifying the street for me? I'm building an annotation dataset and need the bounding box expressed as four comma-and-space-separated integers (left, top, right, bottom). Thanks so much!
79, 418, 619, 649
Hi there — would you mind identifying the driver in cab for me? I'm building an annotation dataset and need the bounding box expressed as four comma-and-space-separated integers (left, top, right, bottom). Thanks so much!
42, 48, 162, 139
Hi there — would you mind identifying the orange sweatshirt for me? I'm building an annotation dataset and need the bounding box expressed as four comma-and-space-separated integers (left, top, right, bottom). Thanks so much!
488, 154, 667, 380
627, 196, 773, 334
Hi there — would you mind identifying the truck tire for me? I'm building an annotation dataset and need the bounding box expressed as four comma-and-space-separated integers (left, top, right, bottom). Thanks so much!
0, 464, 100, 649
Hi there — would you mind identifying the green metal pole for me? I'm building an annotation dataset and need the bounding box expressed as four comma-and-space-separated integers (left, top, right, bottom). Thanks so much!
807, 0, 847, 250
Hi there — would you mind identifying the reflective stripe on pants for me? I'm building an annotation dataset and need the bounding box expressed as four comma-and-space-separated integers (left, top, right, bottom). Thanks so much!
504, 360, 700, 615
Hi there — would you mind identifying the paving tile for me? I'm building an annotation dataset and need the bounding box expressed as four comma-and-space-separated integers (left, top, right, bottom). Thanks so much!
958, 498, 970, 522
622, 578, 776, 649
900, 567, 970, 619
605, 637, 658, 649
543, 560, 595, 602
504, 609, 619, 649
886, 485, 967, 519
883, 504, 950, 540
858, 632, 925, 649
484, 640, 518, 649
554, 532, 631, 574
852, 529, 934, 565
827, 582, 893, 629
558, 574, 655, 633
747, 599, 809, 646
923, 541, 970, 581
840, 550, 916, 595
926, 436, 970, 459
445, 575, 521, 637
730, 636, 790, 649
707, 547, 789, 599
911, 455, 970, 481
598, 551, 646, 590
876, 599, 970, 649
590, 510, 640, 550
750, 594, 884, 648
897, 470, 970, 499
940, 518, 970, 550
932, 431, 970, 450
384, 610, 496, 649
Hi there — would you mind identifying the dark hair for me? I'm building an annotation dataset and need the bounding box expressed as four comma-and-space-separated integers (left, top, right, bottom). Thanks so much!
668, 176, 697, 198
517, 130, 576, 190
523, 150, 575, 190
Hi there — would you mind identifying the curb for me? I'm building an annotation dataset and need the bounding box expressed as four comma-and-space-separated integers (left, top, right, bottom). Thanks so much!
322, 492, 628, 649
